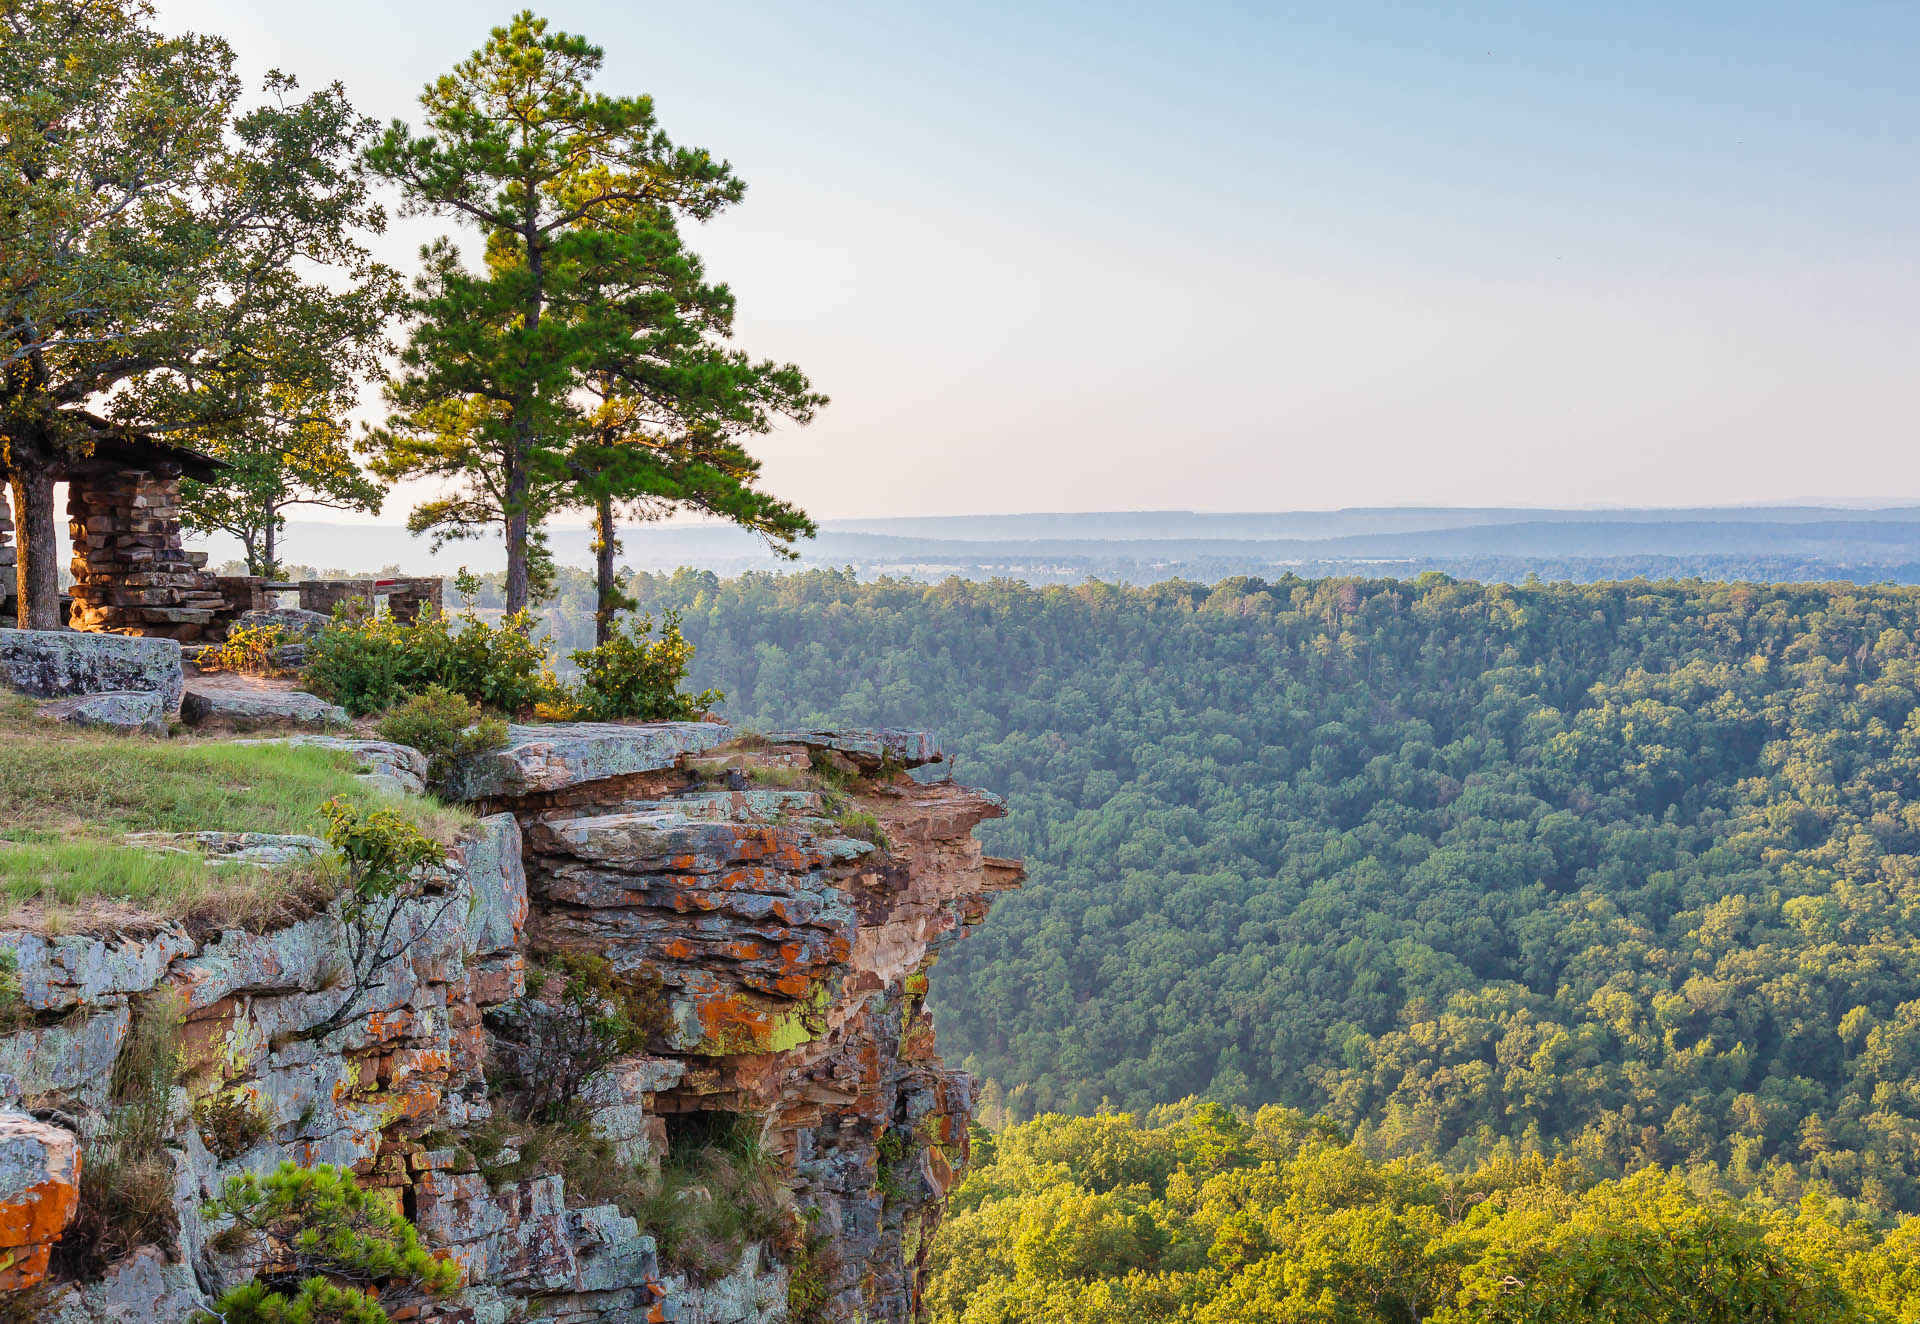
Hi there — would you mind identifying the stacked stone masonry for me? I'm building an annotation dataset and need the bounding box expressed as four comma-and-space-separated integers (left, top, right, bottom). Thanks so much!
0, 721, 1019, 1322
65, 470, 226, 639
297, 575, 443, 622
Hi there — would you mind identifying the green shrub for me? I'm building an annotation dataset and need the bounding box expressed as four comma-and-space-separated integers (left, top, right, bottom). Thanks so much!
303, 606, 551, 717
831, 807, 889, 849
374, 686, 508, 790
196, 1278, 391, 1324
785, 1207, 839, 1324
562, 614, 720, 722
497, 953, 666, 1126
195, 1161, 459, 1324
305, 798, 449, 1040
54, 992, 183, 1279
0, 950, 28, 1032
194, 1087, 274, 1159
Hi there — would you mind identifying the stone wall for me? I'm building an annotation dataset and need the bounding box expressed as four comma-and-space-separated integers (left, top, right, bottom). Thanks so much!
297, 576, 443, 623
0, 721, 1018, 1323
65, 470, 226, 639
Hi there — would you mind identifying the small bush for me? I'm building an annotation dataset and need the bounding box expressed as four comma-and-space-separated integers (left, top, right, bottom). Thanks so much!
832, 807, 890, 849
563, 614, 721, 722
305, 798, 450, 1040
374, 686, 508, 790
303, 606, 550, 717
195, 1161, 459, 1324
194, 1087, 273, 1159
785, 1207, 840, 1324
196, 1277, 391, 1324
54, 992, 183, 1278
494, 954, 668, 1126
205, 624, 291, 676
875, 1125, 916, 1208
304, 603, 718, 723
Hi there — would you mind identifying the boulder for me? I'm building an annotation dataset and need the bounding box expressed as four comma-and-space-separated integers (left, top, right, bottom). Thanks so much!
180, 685, 347, 732
0, 1110, 81, 1290
34, 689, 168, 735
443, 720, 733, 801
47, 1247, 205, 1324
0, 627, 183, 710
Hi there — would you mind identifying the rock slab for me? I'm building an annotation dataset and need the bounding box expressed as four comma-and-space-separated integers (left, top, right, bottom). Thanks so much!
0, 628, 183, 710
445, 720, 734, 800
180, 685, 348, 732
35, 689, 168, 735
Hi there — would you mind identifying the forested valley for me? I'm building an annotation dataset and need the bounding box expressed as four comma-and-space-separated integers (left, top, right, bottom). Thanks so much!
624, 568, 1920, 1224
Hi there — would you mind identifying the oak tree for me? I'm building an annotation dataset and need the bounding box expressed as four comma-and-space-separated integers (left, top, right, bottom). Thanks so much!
0, 0, 393, 625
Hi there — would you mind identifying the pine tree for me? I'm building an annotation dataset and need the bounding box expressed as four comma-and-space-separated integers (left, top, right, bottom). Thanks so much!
362, 10, 746, 613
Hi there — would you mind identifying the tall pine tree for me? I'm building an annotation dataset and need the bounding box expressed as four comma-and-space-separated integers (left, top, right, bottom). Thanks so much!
362, 11, 755, 612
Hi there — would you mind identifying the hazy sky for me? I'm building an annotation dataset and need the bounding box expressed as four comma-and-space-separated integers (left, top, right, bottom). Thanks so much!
153, 0, 1920, 519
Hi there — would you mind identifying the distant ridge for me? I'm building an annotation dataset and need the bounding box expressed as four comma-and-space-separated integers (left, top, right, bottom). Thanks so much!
185, 505, 1920, 588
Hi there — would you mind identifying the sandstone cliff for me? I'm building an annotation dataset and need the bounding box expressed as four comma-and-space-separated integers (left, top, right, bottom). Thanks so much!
0, 721, 1019, 1323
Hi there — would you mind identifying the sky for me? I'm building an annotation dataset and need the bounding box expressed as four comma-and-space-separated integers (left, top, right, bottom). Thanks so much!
153, 0, 1920, 520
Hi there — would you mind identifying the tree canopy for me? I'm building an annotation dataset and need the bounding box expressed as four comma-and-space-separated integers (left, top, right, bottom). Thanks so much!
926, 1104, 1920, 1324
626, 569, 1920, 1216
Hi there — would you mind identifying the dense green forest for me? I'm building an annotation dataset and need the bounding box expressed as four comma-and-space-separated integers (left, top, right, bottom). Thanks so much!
924, 1105, 1920, 1323
621, 569, 1920, 1216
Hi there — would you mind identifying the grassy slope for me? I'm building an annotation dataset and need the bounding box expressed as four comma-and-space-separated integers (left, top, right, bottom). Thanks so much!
0, 691, 469, 934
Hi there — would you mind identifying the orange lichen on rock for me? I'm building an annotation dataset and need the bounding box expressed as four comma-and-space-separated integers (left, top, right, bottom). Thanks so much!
0, 1112, 81, 1290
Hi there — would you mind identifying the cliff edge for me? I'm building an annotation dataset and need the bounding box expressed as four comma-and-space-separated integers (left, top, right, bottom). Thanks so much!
0, 719, 1020, 1323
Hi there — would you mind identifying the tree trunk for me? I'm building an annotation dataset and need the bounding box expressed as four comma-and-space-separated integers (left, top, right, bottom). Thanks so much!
506, 215, 542, 619
261, 515, 277, 580
593, 492, 617, 646
9, 445, 61, 630
503, 445, 530, 614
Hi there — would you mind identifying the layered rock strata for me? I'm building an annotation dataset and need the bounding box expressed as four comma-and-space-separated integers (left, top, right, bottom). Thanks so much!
0, 721, 1018, 1323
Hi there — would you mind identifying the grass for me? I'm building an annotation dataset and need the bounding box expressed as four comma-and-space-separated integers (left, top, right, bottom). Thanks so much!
0, 690, 471, 934
456, 1108, 789, 1282
635, 1113, 790, 1280
52, 991, 183, 1279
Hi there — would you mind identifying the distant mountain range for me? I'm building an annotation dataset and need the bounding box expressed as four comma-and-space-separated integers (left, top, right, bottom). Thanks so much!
199, 506, 1920, 586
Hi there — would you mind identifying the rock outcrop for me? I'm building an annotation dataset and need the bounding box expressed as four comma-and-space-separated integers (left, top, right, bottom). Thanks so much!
0, 1112, 81, 1290
0, 628, 183, 710
0, 720, 1018, 1322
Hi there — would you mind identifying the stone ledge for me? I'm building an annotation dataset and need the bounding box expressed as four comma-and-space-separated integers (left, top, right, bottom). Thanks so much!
444, 721, 734, 801
762, 727, 945, 770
